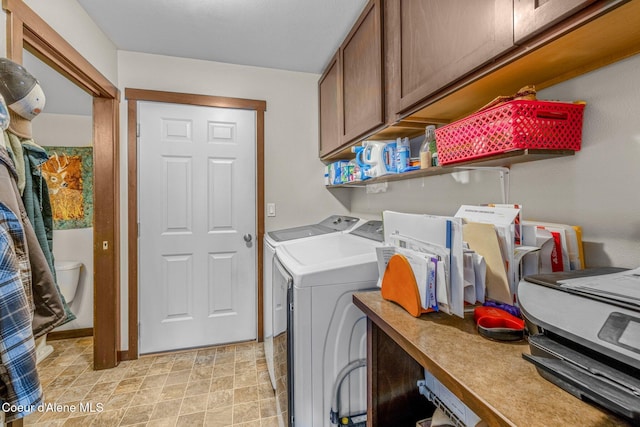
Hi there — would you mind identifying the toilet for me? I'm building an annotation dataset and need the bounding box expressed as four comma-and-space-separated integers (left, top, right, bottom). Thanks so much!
35, 260, 83, 364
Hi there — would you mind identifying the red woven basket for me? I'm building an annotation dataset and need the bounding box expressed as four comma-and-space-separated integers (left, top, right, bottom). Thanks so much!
435, 100, 585, 165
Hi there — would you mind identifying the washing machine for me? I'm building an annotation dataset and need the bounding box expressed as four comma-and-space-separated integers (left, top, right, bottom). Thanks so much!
272, 220, 384, 427
264, 215, 360, 389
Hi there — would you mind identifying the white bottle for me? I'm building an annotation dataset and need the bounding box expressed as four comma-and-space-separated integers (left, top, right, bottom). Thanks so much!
420, 125, 436, 169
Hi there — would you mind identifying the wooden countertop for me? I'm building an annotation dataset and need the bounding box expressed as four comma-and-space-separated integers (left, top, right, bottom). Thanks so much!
354, 291, 631, 427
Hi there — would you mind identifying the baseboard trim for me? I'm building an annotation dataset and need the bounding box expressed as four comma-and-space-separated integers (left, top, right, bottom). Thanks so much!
47, 328, 93, 341
118, 350, 137, 362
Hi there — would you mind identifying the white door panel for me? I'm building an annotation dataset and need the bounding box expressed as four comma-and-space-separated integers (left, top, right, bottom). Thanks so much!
139, 101, 256, 354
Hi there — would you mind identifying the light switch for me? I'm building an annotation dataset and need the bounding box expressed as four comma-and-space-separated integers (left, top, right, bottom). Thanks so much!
267, 203, 276, 217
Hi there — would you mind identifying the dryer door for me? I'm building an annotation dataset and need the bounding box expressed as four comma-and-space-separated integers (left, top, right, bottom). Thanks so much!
273, 257, 293, 427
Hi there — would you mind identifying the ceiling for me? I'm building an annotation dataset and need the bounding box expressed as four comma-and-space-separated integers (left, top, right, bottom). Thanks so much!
23, 0, 368, 117
77, 0, 368, 74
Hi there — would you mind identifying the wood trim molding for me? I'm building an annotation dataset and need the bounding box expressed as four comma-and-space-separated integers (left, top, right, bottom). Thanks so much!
125, 88, 266, 112
125, 88, 267, 358
92, 97, 120, 370
117, 350, 135, 362
48, 328, 93, 341
2, 0, 117, 98
3, 0, 121, 371
127, 99, 139, 360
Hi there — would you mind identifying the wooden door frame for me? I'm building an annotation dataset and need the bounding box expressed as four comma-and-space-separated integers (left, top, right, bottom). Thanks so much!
125, 88, 266, 359
3, 0, 121, 370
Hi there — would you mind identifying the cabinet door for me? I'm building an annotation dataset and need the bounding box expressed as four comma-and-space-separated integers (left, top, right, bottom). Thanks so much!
319, 54, 342, 157
341, 0, 384, 143
387, 0, 514, 115
514, 0, 596, 44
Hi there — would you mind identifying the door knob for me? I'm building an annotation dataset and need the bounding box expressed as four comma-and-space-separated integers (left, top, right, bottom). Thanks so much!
243, 234, 253, 243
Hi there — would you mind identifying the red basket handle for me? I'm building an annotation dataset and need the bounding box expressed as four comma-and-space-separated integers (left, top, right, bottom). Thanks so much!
536, 110, 568, 120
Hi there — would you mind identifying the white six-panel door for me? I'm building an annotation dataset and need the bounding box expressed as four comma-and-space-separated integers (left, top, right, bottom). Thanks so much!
138, 101, 256, 354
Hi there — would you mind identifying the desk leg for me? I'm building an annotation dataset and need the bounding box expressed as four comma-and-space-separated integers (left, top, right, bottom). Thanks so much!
367, 318, 434, 426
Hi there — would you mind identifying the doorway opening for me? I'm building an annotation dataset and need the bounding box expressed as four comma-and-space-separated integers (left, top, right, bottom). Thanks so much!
126, 89, 266, 359
3, 0, 120, 370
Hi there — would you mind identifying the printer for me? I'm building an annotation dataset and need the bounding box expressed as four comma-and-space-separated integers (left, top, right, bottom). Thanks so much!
517, 268, 640, 424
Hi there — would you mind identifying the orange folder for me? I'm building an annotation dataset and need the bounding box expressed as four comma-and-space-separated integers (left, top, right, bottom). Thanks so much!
381, 254, 434, 317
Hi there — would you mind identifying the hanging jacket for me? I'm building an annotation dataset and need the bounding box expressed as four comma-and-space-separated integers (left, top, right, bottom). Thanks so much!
0, 146, 65, 337
3, 131, 25, 194
0, 202, 43, 422
21, 138, 75, 324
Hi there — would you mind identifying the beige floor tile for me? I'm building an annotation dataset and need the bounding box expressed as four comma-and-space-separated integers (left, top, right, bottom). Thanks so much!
235, 360, 257, 372
172, 359, 195, 372
177, 411, 205, 427
150, 398, 182, 420
124, 365, 151, 379
185, 379, 211, 397
104, 392, 136, 411
180, 394, 208, 415
34, 338, 279, 427
212, 364, 234, 379
233, 401, 260, 424
86, 381, 119, 399
165, 370, 191, 386
235, 352, 255, 364
190, 366, 213, 382
119, 403, 154, 425
97, 368, 128, 384
259, 398, 277, 419
207, 390, 234, 410
235, 421, 261, 427
133, 386, 163, 406
57, 385, 92, 404
71, 370, 104, 387
160, 383, 187, 401
256, 383, 275, 401
60, 363, 89, 378
90, 408, 126, 427
204, 407, 233, 427
260, 416, 280, 427
210, 376, 234, 392
234, 386, 258, 405
113, 377, 144, 395
140, 373, 169, 390
148, 362, 173, 375
216, 345, 236, 354
147, 416, 178, 427
62, 413, 98, 426
214, 353, 235, 365
48, 375, 77, 389
234, 371, 257, 388
256, 370, 271, 385
36, 406, 72, 422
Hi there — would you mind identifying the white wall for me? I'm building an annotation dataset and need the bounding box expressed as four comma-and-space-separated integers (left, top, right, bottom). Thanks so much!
24, 0, 118, 84
350, 53, 640, 269
32, 113, 94, 331
118, 51, 344, 229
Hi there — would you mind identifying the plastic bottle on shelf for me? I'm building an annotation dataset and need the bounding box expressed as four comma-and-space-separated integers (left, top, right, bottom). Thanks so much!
420, 125, 436, 169
396, 137, 410, 173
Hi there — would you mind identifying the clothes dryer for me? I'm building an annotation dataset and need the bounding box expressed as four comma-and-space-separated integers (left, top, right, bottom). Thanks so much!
264, 215, 360, 389
272, 221, 383, 427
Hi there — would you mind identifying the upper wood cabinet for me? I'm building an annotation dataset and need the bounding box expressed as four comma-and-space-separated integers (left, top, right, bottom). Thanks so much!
386, 0, 514, 117
341, 0, 385, 143
319, 54, 342, 158
319, 0, 384, 158
514, 0, 596, 44
321, 0, 637, 161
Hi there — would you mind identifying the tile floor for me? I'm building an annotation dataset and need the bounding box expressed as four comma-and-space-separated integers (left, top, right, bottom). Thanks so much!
23, 337, 280, 426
